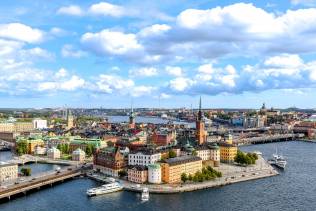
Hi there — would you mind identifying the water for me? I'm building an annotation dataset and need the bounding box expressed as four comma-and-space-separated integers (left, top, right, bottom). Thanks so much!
107, 115, 195, 127
0, 151, 62, 175
1, 141, 316, 210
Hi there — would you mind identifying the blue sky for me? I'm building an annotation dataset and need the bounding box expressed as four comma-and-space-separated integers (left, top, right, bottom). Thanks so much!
1, 0, 316, 109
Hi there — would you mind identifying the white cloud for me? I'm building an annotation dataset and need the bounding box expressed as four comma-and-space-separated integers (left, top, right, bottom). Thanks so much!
61, 44, 86, 58
57, 5, 83, 16
55, 68, 68, 78
139, 24, 171, 37
165, 66, 183, 77
37, 75, 85, 92
96, 74, 134, 94
88, 2, 125, 17
81, 29, 142, 56
129, 67, 158, 77
291, 0, 316, 6
132, 86, 155, 97
0, 23, 44, 43
169, 77, 195, 92
198, 63, 215, 74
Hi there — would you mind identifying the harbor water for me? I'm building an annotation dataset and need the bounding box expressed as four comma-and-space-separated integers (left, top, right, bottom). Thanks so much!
1, 141, 316, 210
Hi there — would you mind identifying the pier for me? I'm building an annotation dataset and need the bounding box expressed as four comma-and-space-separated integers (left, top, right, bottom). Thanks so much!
0, 168, 82, 201
237, 133, 304, 145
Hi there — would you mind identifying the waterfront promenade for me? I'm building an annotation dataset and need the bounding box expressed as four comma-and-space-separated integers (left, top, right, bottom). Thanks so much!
89, 155, 278, 194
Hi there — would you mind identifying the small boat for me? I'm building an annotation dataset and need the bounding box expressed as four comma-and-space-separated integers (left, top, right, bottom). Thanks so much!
141, 188, 149, 201
86, 182, 123, 197
268, 150, 287, 169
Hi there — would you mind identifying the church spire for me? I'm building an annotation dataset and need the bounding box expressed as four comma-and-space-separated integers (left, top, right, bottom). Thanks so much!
198, 96, 202, 121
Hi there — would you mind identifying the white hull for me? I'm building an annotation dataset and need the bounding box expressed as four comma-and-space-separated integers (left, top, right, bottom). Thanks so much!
87, 182, 123, 197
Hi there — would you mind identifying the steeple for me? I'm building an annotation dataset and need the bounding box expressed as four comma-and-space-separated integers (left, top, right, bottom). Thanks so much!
198, 96, 202, 121
129, 99, 135, 129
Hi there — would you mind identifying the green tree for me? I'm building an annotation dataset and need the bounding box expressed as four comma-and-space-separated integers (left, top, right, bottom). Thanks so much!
181, 173, 188, 183
21, 167, 32, 176
16, 140, 28, 155
169, 150, 177, 158
85, 144, 95, 157
192, 150, 198, 156
118, 170, 127, 177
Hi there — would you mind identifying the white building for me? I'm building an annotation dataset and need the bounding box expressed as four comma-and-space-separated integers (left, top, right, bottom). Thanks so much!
209, 145, 220, 167
72, 148, 86, 162
128, 150, 161, 166
196, 147, 211, 161
148, 164, 161, 184
0, 162, 18, 183
32, 119, 48, 129
47, 147, 61, 159
34, 146, 47, 155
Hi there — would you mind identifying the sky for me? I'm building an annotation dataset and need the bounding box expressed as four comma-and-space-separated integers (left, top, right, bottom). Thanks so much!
1, 0, 316, 109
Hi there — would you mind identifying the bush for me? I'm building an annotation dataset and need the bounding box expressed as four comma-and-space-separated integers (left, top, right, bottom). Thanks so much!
234, 150, 258, 165
169, 150, 177, 158
21, 167, 32, 176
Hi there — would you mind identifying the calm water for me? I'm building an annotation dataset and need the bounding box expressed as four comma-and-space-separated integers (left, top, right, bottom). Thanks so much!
107, 115, 195, 128
1, 141, 316, 210
0, 151, 62, 175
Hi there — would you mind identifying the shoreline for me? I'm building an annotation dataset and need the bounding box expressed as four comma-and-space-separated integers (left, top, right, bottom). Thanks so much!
88, 155, 279, 194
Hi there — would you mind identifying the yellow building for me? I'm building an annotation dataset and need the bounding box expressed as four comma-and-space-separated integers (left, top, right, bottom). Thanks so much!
15, 122, 34, 132
219, 134, 237, 163
0, 122, 34, 133
161, 156, 202, 184
17, 137, 45, 154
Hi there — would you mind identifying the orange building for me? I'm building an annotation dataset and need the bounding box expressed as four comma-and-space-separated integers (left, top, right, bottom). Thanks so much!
161, 156, 202, 184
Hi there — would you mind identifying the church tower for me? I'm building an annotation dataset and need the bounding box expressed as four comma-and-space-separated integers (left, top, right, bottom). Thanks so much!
129, 102, 135, 129
196, 96, 206, 145
67, 109, 74, 129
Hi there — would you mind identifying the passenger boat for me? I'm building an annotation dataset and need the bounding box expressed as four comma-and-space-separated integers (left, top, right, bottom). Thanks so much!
141, 188, 149, 201
86, 182, 123, 197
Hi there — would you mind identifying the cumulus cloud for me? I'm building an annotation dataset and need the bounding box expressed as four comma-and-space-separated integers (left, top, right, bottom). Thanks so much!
61, 44, 86, 58
291, 0, 316, 6
165, 66, 183, 77
81, 3, 316, 65
88, 2, 126, 17
162, 54, 316, 96
129, 67, 158, 77
57, 5, 83, 16
0, 23, 44, 43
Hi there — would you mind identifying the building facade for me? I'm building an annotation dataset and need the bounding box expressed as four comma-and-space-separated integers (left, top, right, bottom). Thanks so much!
148, 164, 161, 184
127, 166, 148, 184
0, 162, 18, 183
72, 148, 86, 162
47, 147, 61, 159
93, 147, 126, 177
161, 156, 202, 183
128, 150, 161, 166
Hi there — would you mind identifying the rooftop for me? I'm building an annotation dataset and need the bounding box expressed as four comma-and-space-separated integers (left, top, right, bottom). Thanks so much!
163, 155, 201, 166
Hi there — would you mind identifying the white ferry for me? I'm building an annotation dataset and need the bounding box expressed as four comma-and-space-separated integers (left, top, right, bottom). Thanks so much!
86, 182, 123, 197
268, 154, 287, 169
141, 188, 149, 201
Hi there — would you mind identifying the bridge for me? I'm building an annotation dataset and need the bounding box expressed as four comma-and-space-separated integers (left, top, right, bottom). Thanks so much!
7, 155, 81, 166
237, 133, 305, 145
0, 168, 82, 201
0, 140, 14, 151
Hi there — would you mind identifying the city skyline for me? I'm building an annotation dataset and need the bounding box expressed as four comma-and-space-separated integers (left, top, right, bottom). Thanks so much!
1, 0, 316, 108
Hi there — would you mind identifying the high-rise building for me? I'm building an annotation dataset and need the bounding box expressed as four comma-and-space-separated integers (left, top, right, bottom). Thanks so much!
196, 96, 207, 145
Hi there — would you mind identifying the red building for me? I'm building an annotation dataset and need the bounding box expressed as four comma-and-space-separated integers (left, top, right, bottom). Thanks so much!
151, 130, 175, 146
196, 97, 207, 145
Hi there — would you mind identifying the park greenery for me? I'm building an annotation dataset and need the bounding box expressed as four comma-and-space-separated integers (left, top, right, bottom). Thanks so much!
16, 140, 28, 155
234, 150, 258, 165
57, 144, 69, 154
168, 150, 177, 158
85, 144, 96, 157
181, 166, 222, 183
20, 167, 32, 176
